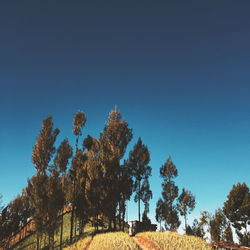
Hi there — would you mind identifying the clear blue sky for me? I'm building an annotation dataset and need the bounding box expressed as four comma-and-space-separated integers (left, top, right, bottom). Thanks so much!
0, 0, 250, 231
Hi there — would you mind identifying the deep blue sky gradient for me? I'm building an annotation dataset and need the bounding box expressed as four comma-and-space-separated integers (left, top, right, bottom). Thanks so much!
0, 0, 250, 231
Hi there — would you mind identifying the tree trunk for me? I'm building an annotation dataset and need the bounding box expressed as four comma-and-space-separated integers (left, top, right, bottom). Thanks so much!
122, 209, 125, 231
36, 232, 39, 250
79, 219, 83, 236
7, 236, 10, 249
96, 214, 99, 232
48, 232, 51, 249
70, 208, 74, 243
60, 212, 63, 250
138, 180, 141, 222
81, 218, 85, 235
50, 231, 54, 250
113, 217, 116, 231
74, 214, 77, 238
108, 217, 112, 231
113, 202, 117, 231
118, 200, 121, 230
76, 135, 79, 151
43, 233, 46, 249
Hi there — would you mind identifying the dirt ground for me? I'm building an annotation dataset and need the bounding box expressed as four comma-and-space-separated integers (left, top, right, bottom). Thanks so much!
132, 235, 160, 250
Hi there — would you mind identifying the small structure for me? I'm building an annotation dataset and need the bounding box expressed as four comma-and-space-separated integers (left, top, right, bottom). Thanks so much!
129, 220, 157, 236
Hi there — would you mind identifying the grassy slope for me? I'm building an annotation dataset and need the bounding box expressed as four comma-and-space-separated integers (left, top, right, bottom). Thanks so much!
137, 232, 212, 250
13, 212, 95, 250
63, 236, 92, 250
68, 232, 139, 250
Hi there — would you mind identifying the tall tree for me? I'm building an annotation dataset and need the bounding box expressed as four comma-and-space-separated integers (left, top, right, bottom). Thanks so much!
199, 209, 229, 243
85, 137, 105, 232
27, 173, 49, 250
46, 169, 64, 250
177, 188, 196, 233
29, 115, 59, 250
142, 210, 151, 231
54, 139, 73, 250
0, 204, 12, 248
117, 160, 133, 231
9, 195, 23, 241
74, 150, 89, 235
155, 198, 164, 231
222, 222, 233, 244
186, 219, 205, 239
128, 137, 151, 222
32, 115, 60, 175
140, 177, 152, 216
70, 110, 86, 243
101, 107, 132, 229
210, 208, 227, 242
73, 111, 86, 150
223, 182, 250, 246
158, 156, 180, 231
21, 188, 32, 238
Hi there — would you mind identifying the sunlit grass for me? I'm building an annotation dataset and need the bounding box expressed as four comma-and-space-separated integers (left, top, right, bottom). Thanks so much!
13, 212, 95, 250
137, 231, 211, 250
63, 235, 92, 250
89, 232, 140, 250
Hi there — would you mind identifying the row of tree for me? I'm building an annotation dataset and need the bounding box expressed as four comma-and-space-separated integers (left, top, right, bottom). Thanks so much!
155, 156, 196, 233
0, 107, 153, 249
198, 182, 249, 246
0, 107, 249, 248
154, 158, 249, 247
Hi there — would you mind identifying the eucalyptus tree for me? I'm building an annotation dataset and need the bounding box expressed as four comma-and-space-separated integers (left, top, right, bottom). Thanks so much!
156, 198, 164, 231
210, 208, 227, 242
69, 110, 87, 243
73, 111, 86, 150
199, 208, 229, 243
223, 182, 249, 246
54, 139, 73, 250
128, 137, 151, 222
85, 136, 105, 232
0, 204, 12, 248
32, 115, 60, 175
45, 139, 73, 250
177, 188, 196, 233
223, 223, 233, 244
158, 156, 180, 231
74, 149, 89, 235
117, 160, 133, 231
46, 168, 64, 250
9, 195, 23, 241
101, 107, 133, 230
21, 188, 32, 238
27, 173, 49, 250
186, 219, 205, 239
140, 177, 152, 216
28, 115, 59, 250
